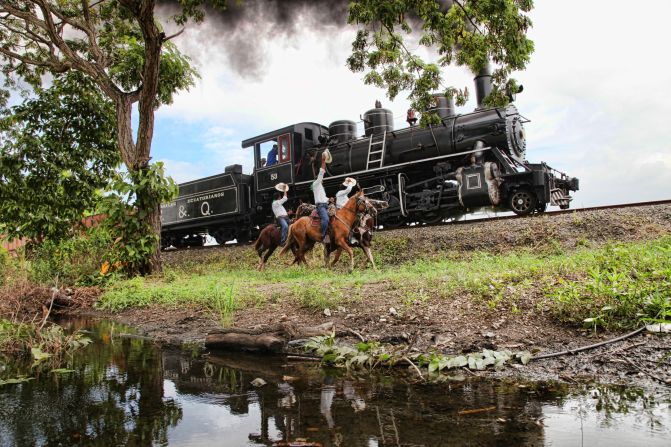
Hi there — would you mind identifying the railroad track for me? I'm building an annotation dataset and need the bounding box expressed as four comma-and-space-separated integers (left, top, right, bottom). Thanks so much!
165, 199, 671, 251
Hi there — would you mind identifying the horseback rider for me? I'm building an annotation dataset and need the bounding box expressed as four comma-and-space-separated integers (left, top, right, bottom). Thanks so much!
335, 177, 357, 210
272, 187, 290, 246
312, 152, 330, 243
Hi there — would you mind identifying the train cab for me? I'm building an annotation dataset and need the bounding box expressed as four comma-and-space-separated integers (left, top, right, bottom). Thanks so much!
242, 123, 328, 221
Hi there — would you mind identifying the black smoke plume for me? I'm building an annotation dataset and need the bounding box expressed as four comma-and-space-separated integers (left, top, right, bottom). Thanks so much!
157, 1, 351, 79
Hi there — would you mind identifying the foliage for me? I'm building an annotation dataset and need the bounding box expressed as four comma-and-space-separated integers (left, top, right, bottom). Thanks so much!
550, 237, 671, 329
347, 0, 535, 124
0, 0, 201, 274
0, 246, 9, 286
97, 275, 248, 327
26, 225, 113, 286
0, 72, 119, 242
98, 163, 178, 276
0, 319, 91, 364
304, 333, 532, 375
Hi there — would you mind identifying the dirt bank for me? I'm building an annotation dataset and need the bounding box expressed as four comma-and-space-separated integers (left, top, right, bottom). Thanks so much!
80, 203, 671, 387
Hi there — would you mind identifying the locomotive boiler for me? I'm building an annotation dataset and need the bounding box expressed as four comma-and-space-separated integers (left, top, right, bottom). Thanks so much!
160, 66, 579, 247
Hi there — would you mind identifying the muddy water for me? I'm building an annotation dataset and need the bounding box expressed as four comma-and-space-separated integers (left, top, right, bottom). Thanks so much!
0, 319, 670, 446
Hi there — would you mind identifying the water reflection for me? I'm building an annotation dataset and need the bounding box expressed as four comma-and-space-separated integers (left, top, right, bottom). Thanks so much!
0, 319, 669, 447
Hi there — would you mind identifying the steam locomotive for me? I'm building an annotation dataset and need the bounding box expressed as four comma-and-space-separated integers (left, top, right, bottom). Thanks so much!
160, 67, 579, 247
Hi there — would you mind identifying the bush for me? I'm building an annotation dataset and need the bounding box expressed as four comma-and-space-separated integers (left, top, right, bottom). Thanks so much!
0, 246, 9, 286
549, 237, 671, 329
27, 226, 113, 286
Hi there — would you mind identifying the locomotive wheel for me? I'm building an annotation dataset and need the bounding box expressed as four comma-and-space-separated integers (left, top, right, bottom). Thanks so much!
420, 212, 445, 225
236, 229, 251, 245
381, 215, 407, 229
509, 189, 537, 216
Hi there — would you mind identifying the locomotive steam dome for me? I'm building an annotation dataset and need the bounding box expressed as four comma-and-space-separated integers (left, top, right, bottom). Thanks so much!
363, 108, 394, 136
328, 120, 357, 143
505, 104, 527, 159
429, 94, 455, 119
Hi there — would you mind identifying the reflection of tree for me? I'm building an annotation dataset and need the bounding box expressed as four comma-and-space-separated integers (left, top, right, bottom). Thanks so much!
0, 319, 182, 446
560, 384, 669, 432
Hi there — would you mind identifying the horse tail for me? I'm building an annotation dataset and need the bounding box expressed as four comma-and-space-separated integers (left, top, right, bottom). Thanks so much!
279, 223, 295, 256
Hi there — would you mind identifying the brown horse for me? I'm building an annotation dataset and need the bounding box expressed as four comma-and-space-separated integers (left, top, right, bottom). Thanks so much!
280, 190, 374, 273
253, 204, 313, 271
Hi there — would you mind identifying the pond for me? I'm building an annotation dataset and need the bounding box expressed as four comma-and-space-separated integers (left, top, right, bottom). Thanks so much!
0, 319, 670, 446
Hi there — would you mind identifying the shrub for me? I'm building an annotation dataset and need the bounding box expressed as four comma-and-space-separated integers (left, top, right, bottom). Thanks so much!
26, 226, 113, 286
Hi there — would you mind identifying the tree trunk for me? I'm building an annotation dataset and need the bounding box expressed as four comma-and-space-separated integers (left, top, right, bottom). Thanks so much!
134, 167, 162, 275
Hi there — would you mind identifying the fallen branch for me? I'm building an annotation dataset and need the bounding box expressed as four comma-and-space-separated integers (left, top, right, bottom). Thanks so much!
458, 406, 496, 416
598, 341, 647, 358
622, 356, 671, 386
346, 327, 366, 343
38, 288, 58, 331
533, 326, 646, 361
402, 356, 425, 382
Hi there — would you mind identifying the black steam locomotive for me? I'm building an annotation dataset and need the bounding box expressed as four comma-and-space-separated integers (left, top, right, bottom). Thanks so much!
160, 68, 579, 247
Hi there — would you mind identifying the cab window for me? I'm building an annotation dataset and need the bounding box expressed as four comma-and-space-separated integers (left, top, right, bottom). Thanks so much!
278, 134, 291, 163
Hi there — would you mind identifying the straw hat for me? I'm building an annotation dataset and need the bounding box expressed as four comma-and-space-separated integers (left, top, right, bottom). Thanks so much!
342, 177, 357, 187
322, 148, 333, 164
274, 182, 289, 192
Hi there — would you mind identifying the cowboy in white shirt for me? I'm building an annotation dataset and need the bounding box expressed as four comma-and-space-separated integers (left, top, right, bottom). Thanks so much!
272, 189, 290, 245
335, 178, 357, 209
312, 153, 329, 243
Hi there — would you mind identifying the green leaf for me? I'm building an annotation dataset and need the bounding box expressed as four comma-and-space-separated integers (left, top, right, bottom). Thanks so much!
31, 347, 52, 362
516, 351, 533, 365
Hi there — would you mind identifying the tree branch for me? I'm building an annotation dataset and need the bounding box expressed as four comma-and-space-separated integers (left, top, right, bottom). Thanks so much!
162, 27, 185, 42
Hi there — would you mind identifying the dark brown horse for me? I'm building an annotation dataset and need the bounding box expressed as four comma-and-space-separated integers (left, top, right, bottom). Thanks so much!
253, 204, 313, 271
280, 191, 374, 272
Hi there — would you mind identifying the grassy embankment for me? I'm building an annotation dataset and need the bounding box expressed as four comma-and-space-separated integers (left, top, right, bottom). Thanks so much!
96, 235, 671, 330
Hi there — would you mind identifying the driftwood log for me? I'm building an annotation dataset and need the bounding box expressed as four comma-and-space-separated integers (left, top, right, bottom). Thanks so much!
205, 321, 334, 353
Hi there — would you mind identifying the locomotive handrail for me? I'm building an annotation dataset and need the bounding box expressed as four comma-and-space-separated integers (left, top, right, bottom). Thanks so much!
292, 146, 493, 187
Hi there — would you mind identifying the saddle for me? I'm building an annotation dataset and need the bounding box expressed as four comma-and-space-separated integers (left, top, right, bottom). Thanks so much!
309, 210, 321, 227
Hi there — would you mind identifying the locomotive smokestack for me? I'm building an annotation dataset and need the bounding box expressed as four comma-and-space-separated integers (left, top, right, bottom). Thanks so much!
474, 64, 493, 109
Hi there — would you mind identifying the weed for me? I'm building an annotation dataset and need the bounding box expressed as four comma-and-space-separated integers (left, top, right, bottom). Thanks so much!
210, 285, 237, 327
293, 284, 343, 311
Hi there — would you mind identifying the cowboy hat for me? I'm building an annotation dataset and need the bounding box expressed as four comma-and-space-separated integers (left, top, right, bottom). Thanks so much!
342, 177, 357, 187
322, 148, 333, 164
274, 182, 289, 192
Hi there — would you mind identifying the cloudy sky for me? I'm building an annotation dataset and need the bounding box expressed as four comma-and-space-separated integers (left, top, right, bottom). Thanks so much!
151, 0, 671, 208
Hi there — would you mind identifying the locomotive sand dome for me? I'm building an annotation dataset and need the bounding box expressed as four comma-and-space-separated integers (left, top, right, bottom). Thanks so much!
328, 120, 357, 144
161, 65, 579, 248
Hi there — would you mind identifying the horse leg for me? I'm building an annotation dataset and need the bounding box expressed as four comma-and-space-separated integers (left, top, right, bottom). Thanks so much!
331, 248, 343, 267
261, 246, 277, 271
363, 246, 377, 271
323, 244, 331, 268
343, 244, 355, 273
333, 237, 355, 273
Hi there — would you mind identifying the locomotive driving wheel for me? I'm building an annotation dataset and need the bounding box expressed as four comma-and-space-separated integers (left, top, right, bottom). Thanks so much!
509, 189, 537, 216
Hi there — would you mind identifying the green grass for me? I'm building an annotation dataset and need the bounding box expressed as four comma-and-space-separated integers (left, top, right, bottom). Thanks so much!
98, 236, 671, 330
